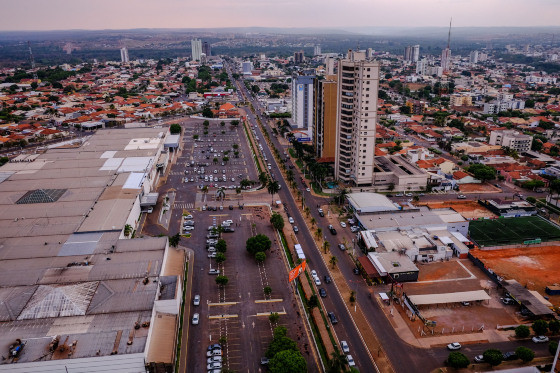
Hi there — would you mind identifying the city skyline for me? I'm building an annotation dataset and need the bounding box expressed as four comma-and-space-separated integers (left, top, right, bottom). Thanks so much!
1, 0, 560, 31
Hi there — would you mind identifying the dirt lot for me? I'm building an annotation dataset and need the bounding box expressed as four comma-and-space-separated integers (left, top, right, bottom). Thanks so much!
395, 260, 520, 336
472, 245, 560, 308
459, 183, 501, 193
419, 200, 496, 219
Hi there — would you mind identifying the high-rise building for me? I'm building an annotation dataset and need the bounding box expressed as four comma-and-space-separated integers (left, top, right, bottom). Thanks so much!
314, 45, 322, 56
404, 45, 419, 62
469, 50, 479, 64
325, 57, 335, 75
441, 48, 451, 72
291, 74, 314, 131
294, 50, 304, 64
335, 50, 380, 186
191, 38, 202, 61
202, 41, 211, 57
120, 47, 129, 63
242, 61, 253, 75
313, 75, 337, 162
366, 48, 374, 59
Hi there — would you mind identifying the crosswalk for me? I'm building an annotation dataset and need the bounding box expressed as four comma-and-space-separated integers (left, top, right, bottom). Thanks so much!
174, 202, 194, 209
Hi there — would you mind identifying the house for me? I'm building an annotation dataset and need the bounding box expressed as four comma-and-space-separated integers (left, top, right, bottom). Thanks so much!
453, 170, 480, 184
211, 103, 240, 119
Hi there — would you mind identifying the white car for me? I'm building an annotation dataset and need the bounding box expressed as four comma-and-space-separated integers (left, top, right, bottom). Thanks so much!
207, 362, 222, 370
208, 252, 217, 258
224, 219, 233, 225
208, 269, 220, 275
207, 356, 223, 364
341, 341, 350, 353
311, 270, 318, 277
340, 222, 347, 228
185, 214, 193, 219
183, 226, 195, 231
447, 342, 461, 350
192, 313, 199, 325
346, 355, 356, 367
306, 188, 311, 192
288, 217, 295, 224
532, 336, 549, 343
193, 295, 200, 306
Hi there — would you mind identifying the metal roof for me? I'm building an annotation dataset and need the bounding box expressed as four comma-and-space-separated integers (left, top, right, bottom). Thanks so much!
409, 290, 491, 306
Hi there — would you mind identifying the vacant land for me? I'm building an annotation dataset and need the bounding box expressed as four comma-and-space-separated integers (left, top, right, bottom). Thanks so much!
459, 183, 501, 193
469, 216, 560, 246
420, 200, 495, 219
472, 245, 560, 307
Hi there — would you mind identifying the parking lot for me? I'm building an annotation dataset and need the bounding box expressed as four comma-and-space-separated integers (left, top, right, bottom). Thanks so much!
153, 118, 317, 372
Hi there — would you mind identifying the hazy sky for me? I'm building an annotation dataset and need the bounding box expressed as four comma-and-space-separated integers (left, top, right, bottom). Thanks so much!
1, 0, 559, 30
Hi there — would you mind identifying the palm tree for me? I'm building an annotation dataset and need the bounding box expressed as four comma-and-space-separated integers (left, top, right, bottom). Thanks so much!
334, 188, 349, 206
310, 217, 316, 229
202, 185, 209, 195
304, 206, 311, 218
258, 171, 269, 186
267, 180, 280, 204
327, 351, 348, 373
329, 255, 338, 269
323, 241, 330, 254
216, 188, 226, 202
315, 227, 323, 241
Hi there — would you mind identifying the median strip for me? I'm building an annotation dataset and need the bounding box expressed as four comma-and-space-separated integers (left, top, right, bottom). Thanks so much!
254, 298, 283, 303
208, 301, 238, 307
208, 314, 238, 319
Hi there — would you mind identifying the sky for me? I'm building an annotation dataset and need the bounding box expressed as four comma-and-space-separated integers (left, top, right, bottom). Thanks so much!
1, 0, 560, 31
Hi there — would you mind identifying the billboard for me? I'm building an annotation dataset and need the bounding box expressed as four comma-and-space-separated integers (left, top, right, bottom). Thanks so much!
288, 260, 307, 282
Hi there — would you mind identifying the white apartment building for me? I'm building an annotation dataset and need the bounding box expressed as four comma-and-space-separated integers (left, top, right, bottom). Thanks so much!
120, 47, 129, 63
469, 50, 478, 64
489, 130, 533, 153
191, 38, 202, 61
291, 74, 315, 130
483, 99, 525, 114
335, 50, 380, 186
441, 48, 451, 72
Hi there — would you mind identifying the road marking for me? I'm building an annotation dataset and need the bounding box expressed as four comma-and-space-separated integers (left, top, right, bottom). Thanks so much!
255, 310, 287, 317
254, 299, 283, 303
208, 301, 238, 306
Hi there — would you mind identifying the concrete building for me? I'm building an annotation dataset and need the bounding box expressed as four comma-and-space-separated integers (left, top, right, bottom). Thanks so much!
335, 51, 380, 186
483, 99, 526, 114
314, 45, 322, 56
291, 73, 315, 131
469, 50, 479, 64
191, 38, 202, 61
313, 75, 338, 162
294, 50, 304, 64
449, 94, 473, 107
120, 47, 129, 63
0, 128, 182, 372
372, 155, 429, 192
404, 45, 420, 62
441, 48, 451, 72
325, 57, 335, 75
242, 61, 253, 75
202, 41, 211, 57
489, 130, 533, 153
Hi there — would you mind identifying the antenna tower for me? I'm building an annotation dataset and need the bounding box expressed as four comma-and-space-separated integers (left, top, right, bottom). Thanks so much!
447, 18, 452, 50
27, 41, 38, 80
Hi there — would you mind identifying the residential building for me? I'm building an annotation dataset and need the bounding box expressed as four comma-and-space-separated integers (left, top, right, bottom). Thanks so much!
325, 57, 335, 75
469, 50, 479, 64
489, 130, 533, 153
335, 51, 380, 186
441, 48, 451, 72
483, 99, 525, 114
449, 94, 473, 107
294, 50, 304, 64
120, 47, 129, 63
313, 75, 338, 162
202, 41, 211, 57
191, 38, 202, 61
291, 73, 315, 130
404, 45, 420, 62
314, 45, 322, 56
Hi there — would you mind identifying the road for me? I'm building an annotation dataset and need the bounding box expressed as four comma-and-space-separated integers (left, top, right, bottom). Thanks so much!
228, 63, 555, 372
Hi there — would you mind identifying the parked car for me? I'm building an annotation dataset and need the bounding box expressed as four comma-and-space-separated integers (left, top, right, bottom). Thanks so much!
293, 226, 299, 233
207, 356, 223, 364
346, 355, 356, 367
338, 244, 346, 250
324, 275, 332, 284
207, 344, 222, 351
192, 313, 199, 325
314, 276, 321, 286
208, 252, 217, 258
318, 208, 324, 217
447, 342, 461, 350
327, 311, 338, 324
208, 269, 220, 275
185, 214, 193, 219
395, 193, 404, 197
353, 267, 360, 275
193, 295, 200, 306
341, 340, 350, 354
260, 357, 270, 365
340, 222, 347, 228
503, 351, 517, 360
183, 226, 195, 231
457, 194, 467, 199
288, 217, 295, 224
532, 336, 549, 343
474, 355, 484, 363
501, 297, 516, 305
319, 288, 327, 298
207, 362, 222, 370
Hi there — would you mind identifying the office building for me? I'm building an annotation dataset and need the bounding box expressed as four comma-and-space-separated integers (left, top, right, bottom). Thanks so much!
294, 50, 304, 64
313, 75, 338, 162
120, 47, 129, 63
334, 50, 380, 186
202, 41, 211, 57
291, 73, 314, 130
489, 130, 533, 153
404, 45, 420, 62
0, 128, 183, 372
242, 61, 253, 75
469, 50, 479, 64
314, 45, 322, 56
191, 38, 202, 61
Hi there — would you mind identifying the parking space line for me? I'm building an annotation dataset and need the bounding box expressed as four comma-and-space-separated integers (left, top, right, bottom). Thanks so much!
255, 310, 287, 317
208, 314, 238, 319
208, 301, 239, 306
254, 299, 283, 303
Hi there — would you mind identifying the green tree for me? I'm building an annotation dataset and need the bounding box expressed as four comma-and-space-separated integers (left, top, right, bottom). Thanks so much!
466, 164, 496, 181
515, 346, 534, 362
259, 171, 270, 186
548, 319, 560, 334
327, 351, 348, 373
215, 252, 226, 263
216, 239, 227, 253
307, 295, 319, 309
549, 341, 559, 356
266, 335, 297, 358
329, 255, 338, 269
264, 286, 272, 296
515, 325, 530, 338
270, 213, 284, 230
255, 251, 266, 263
532, 319, 548, 335
526, 196, 537, 204
169, 123, 181, 134
269, 312, 280, 323
168, 233, 180, 247
268, 349, 307, 373
216, 275, 229, 286
202, 106, 214, 118
246, 234, 272, 255
522, 179, 545, 190
446, 352, 470, 369
267, 180, 280, 204
323, 240, 330, 254
483, 349, 503, 366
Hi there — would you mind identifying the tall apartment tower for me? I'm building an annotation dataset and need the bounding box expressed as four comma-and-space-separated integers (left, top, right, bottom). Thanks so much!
441, 48, 452, 72
325, 57, 335, 75
469, 50, 479, 64
313, 75, 338, 162
404, 45, 420, 62
202, 41, 211, 57
335, 51, 380, 186
404, 46, 413, 62
191, 39, 202, 61
120, 47, 129, 63
314, 45, 322, 56
294, 50, 304, 64
291, 74, 315, 131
